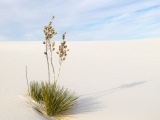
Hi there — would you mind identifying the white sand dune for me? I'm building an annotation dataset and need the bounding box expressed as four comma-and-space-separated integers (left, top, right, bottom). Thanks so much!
0, 40, 160, 120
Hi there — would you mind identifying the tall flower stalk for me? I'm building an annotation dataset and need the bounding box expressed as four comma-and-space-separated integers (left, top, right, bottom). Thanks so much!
43, 16, 69, 84
56, 32, 69, 84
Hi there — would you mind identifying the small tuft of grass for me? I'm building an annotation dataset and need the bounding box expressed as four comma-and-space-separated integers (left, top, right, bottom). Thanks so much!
29, 81, 78, 116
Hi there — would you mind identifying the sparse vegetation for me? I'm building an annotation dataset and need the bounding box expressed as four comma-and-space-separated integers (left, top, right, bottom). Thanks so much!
28, 16, 78, 116
30, 81, 78, 116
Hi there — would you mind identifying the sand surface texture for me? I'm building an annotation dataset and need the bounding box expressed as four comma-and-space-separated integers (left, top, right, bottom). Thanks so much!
0, 40, 160, 120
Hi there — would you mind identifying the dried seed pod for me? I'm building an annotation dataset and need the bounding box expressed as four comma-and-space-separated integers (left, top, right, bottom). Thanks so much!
51, 30, 54, 34
63, 58, 65, 61
44, 26, 47, 30
43, 41, 45, 44
52, 48, 55, 51
64, 45, 67, 48
52, 42, 55, 46
50, 34, 53, 38
56, 51, 59, 54
49, 22, 52, 26
48, 26, 52, 30
62, 35, 65, 40
52, 16, 54, 19
63, 41, 66, 44
62, 32, 66, 40
44, 52, 47, 55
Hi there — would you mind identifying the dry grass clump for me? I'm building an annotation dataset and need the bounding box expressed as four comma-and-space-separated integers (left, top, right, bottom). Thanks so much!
30, 81, 78, 116
28, 16, 78, 117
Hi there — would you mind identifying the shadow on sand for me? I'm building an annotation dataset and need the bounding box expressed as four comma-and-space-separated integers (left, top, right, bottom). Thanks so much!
64, 81, 147, 114
34, 81, 147, 120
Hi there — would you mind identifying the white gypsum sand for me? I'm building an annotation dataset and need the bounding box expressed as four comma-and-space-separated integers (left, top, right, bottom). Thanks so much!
0, 39, 160, 120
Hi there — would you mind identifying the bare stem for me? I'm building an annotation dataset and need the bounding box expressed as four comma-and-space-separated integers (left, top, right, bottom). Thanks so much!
50, 44, 56, 82
55, 61, 62, 84
25, 65, 30, 95
46, 41, 50, 84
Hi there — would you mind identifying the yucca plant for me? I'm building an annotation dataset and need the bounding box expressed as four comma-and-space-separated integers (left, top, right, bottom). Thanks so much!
28, 16, 78, 117
29, 81, 78, 116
